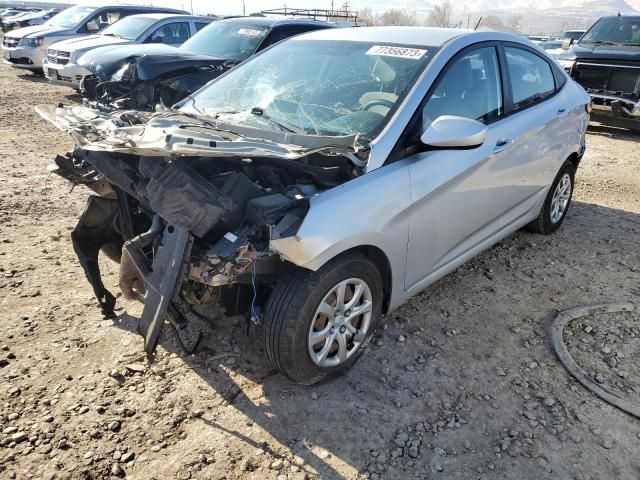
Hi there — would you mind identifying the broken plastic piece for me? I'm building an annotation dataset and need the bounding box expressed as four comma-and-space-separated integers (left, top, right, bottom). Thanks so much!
136, 225, 192, 353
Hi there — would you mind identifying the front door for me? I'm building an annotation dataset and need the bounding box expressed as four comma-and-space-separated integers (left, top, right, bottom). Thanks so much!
403, 45, 515, 289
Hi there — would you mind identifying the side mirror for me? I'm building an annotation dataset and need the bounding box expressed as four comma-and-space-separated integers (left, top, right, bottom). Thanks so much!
150, 35, 163, 43
86, 20, 99, 32
421, 116, 488, 149
562, 38, 574, 50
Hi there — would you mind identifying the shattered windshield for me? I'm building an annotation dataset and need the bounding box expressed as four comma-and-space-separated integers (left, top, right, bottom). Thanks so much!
181, 39, 435, 143
100, 15, 157, 40
580, 17, 640, 46
48, 6, 97, 28
180, 22, 270, 60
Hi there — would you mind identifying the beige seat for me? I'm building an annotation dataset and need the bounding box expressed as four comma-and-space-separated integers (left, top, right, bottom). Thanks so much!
358, 59, 399, 116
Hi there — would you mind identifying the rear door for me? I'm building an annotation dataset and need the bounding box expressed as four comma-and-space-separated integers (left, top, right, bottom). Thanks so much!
495, 44, 571, 228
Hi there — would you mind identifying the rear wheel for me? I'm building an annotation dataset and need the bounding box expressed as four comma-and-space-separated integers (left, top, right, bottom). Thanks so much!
263, 252, 383, 385
525, 160, 575, 234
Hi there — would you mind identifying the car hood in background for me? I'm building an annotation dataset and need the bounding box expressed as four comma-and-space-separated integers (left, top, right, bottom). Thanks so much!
132, 52, 229, 81
48, 35, 130, 53
80, 46, 228, 81
560, 43, 640, 63
4, 24, 69, 38
78, 43, 177, 72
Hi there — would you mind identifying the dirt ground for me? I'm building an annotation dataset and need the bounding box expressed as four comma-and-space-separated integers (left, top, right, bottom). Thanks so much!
0, 61, 639, 480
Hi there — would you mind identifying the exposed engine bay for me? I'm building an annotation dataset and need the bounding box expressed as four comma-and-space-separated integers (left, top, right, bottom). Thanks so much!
38, 104, 366, 353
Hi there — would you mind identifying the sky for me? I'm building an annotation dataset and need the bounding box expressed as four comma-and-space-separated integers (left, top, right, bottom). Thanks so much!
29, 0, 384, 16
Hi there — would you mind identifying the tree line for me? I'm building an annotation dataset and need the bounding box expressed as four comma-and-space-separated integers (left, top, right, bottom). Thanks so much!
358, 1, 522, 34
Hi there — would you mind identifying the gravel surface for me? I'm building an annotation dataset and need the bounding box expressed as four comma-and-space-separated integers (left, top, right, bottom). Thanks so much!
0, 63, 639, 480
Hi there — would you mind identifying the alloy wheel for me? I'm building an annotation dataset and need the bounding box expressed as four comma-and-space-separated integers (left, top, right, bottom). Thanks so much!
307, 278, 373, 367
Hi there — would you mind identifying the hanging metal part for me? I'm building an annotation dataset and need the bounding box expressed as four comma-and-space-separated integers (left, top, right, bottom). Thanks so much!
136, 225, 193, 354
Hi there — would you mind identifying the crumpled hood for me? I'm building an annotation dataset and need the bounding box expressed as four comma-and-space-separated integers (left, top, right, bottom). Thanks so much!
49, 35, 129, 54
35, 104, 358, 160
132, 52, 228, 81
5, 24, 68, 39
78, 43, 178, 72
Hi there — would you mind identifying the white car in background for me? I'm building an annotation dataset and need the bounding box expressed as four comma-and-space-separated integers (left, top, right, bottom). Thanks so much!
43, 14, 212, 88
2, 9, 60, 31
1, 5, 186, 71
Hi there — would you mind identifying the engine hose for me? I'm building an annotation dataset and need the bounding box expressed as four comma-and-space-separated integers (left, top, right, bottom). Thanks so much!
550, 303, 639, 419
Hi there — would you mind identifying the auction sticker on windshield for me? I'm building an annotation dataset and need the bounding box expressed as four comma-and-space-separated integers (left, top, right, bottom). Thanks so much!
237, 28, 263, 37
366, 45, 427, 59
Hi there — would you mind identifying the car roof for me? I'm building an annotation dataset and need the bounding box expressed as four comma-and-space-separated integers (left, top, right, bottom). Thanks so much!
94, 5, 186, 13
297, 26, 474, 47
599, 15, 640, 19
219, 16, 335, 28
126, 13, 208, 21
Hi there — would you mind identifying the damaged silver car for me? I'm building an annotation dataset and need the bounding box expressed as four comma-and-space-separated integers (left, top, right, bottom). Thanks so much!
39, 27, 591, 384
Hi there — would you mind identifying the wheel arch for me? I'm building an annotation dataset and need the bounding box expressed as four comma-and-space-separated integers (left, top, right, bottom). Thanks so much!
326, 245, 393, 314
567, 151, 582, 171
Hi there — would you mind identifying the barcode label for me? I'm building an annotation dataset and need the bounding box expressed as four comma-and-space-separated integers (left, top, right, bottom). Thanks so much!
366, 45, 427, 60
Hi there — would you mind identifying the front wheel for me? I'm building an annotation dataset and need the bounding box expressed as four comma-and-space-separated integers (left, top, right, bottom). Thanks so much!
263, 252, 383, 385
525, 160, 575, 234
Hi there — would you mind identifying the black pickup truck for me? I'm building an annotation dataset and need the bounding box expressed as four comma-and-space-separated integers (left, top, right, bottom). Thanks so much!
558, 15, 640, 130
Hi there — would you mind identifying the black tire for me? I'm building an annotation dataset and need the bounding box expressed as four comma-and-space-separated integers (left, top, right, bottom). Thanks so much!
263, 252, 383, 385
525, 160, 575, 234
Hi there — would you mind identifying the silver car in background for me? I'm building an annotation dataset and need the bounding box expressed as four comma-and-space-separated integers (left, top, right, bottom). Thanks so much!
2, 4, 186, 70
39, 27, 591, 385
43, 14, 212, 89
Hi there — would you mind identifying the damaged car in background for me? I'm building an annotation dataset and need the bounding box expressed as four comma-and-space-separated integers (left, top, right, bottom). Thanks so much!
79, 16, 335, 111
39, 27, 590, 384
558, 15, 640, 130
43, 13, 212, 89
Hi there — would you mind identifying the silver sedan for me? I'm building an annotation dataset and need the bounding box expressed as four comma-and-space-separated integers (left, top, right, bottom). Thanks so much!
40, 26, 591, 385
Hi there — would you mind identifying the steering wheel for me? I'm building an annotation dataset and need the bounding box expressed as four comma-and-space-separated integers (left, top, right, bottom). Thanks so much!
362, 98, 395, 112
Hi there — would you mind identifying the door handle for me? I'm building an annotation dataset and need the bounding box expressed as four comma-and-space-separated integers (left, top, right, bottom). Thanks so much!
493, 138, 512, 154
557, 107, 567, 115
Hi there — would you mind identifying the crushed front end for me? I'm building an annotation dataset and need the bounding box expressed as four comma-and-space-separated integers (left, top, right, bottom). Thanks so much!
569, 60, 640, 129
38, 104, 364, 353
80, 55, 232, 111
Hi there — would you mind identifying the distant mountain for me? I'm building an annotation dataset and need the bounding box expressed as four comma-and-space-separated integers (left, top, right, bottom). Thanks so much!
357, 0, 640, 35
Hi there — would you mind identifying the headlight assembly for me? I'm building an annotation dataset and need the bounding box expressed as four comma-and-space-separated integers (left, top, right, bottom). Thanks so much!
558, 58, 575, 71
21, 37, 44, 48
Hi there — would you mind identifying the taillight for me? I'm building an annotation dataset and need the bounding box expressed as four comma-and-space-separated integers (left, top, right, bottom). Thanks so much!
585, 102, 592, 114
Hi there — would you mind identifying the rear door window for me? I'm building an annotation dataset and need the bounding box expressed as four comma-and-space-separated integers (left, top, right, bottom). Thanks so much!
504, 47, 555, 110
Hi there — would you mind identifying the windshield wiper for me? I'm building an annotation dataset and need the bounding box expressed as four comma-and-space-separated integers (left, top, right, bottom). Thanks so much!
103, 33, 122, 39
582, 40, 619, 46
250, 107, 306, 134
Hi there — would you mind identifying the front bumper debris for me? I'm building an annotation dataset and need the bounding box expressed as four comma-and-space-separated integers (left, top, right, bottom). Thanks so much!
37, 103, 365, 353
590, 93, 640, 118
